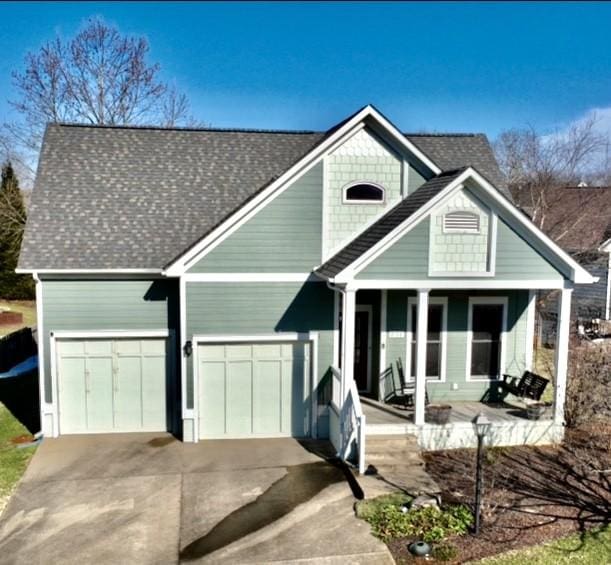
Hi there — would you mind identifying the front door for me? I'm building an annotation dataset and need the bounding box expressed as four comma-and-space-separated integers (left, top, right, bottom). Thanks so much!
354, 308, 371, 392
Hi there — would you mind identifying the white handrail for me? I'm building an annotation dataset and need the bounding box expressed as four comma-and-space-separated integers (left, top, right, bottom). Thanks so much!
331, 366, 366, 474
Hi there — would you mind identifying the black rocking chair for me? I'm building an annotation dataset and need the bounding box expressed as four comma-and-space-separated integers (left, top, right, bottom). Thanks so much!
501, 370, 549, 401
391, 358, 430, 409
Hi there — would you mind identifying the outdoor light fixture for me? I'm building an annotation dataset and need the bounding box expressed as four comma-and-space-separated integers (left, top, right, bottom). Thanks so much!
472, 412, 491, 535
183, 340, 193, 357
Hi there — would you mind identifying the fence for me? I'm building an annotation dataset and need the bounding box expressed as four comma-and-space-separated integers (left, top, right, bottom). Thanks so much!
0, 327, 37, 373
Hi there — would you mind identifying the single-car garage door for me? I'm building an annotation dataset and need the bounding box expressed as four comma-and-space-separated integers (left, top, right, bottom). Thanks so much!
56, 338, 168, 434
198, 341, 310, 439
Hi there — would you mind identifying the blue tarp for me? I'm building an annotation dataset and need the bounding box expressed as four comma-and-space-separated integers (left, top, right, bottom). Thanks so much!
0, 355, 38, 379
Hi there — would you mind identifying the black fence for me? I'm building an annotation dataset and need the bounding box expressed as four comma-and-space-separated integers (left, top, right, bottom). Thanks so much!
0, 327, 38, 373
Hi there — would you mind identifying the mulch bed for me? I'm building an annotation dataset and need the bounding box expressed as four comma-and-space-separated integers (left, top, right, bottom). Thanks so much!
386, 423, 611, 563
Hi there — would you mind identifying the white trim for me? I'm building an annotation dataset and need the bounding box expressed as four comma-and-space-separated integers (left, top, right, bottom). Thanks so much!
33, 274, 53, 437
606, 253, 611, 321
332, 291, 340, 367
379, 289, 387, 401
181, 273, 317, 283
489, 213, 498, 273
406, 297, 448, 383
50, 329, 170, 339
553, 288, 572, 425
164, 105, 441, 276
355, 305, 373, 393
322, 156, 330, 259
525, 290, 536, 371
347, 279, 565, 290
17, 268, 162, 275
332, 167, 596, 285
465, 297, 508, 382
599, 239, 611, 252
342, 181, 386, 204
49, 330, 171, 437
401, 158, 409, 198
192, 332, 319, 440
414, 289, 429, 425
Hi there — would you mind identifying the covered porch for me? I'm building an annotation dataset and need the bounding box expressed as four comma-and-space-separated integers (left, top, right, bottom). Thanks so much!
327, 282, 572, 468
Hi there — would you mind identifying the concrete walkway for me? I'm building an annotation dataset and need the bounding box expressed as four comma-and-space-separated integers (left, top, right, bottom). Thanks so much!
0, 434, 393, 565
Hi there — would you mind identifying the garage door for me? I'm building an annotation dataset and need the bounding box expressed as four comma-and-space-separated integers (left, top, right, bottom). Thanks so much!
57, 338, 167, 434
198, 341, 310, 439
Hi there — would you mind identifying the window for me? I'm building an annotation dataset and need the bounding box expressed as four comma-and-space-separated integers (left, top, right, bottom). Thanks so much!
467, 299, 507, 380
443, 211, 480, 233
407, 298, 447, 381
343, 182, 385, 203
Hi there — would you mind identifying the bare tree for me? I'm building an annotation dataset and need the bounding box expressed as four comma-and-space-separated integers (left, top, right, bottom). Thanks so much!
6, 18, 197, 182
494, 116, 608, 241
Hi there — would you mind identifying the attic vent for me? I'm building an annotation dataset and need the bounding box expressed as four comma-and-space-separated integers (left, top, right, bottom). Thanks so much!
443, 211, 480, 233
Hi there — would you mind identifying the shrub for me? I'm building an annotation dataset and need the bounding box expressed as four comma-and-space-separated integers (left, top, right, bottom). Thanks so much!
357, 495, 473, 543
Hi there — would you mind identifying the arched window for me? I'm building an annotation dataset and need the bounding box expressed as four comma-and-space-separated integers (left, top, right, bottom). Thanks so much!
343, 182, 385, 203
443, 211, 480, 233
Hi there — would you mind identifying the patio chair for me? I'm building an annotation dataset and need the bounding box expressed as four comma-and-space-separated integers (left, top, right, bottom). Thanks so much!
389, 358, 429, 409
500, 370, 549, 401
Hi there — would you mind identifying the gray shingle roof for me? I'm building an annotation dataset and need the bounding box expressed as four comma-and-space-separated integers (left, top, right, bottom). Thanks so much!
316, 168, 467, 279
18, 122, 508, 270
18, 125, 323, 270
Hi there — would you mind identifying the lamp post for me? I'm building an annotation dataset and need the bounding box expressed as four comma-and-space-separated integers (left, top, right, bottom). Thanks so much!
472, 412, 491, 535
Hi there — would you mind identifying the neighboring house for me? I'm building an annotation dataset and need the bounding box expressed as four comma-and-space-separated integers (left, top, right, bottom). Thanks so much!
535, 186, 611, 321
17, 106, 596, 468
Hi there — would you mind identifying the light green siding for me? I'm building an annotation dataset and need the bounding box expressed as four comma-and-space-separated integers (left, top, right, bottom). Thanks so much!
185, 281, 334, 435
357, 220, 430, 279
430, 189, 490, 274
379, 290, 530, 402
188, 163, 323, 273
495, 219, 564, 280
357, 213, 564, 281
41, 279, 177, 405
325, 129, 403, 255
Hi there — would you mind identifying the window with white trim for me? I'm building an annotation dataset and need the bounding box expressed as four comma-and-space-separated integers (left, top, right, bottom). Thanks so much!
468, 300, 506, 380
443, 211, 480, 233
407, 298, 447, 381
343, 182, 385, 203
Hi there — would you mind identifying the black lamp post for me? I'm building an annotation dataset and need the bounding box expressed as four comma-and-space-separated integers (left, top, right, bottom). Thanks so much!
472, 412, 491, 535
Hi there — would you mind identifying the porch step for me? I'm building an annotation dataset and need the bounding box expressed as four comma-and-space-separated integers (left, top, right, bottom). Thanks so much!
362, 434, 441, 497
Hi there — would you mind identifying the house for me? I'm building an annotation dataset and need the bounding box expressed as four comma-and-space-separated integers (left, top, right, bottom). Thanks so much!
533, 186, 611, 322
17, 106, 596, 470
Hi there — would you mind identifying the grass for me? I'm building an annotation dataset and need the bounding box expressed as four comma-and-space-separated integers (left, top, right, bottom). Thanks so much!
0, 300, 36, 337
0, 402, 37, 514
475, 525, 611, 564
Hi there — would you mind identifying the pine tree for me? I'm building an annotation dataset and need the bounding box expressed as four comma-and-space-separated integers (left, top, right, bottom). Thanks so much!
0, 162, 34, 299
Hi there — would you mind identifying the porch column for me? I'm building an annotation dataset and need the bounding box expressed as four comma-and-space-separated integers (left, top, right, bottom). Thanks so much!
414, 288, 430, 425
341, 288, 356, 402
553, 286, 573, 425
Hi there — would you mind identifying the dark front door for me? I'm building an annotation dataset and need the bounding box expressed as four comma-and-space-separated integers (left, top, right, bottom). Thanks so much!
354, 310, 370, 392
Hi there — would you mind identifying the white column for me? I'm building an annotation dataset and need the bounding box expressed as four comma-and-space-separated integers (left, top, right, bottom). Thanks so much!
341, 289, 356, 402
525, 290, 536, 371
553, 286, 573, 425
414, 288, 430, 425
378, 290, 388, 401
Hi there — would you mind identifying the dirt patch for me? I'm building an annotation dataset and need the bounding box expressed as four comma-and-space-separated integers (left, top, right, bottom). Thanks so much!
10, 434, 35, 445
147, 436, 175, 448
382, 423, 611, 563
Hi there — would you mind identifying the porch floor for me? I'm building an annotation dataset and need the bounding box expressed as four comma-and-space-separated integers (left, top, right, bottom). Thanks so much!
360, 396, 552, 426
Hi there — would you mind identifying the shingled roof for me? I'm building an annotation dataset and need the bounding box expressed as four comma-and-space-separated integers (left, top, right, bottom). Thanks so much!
18, 121, 507, 270
316, 168, 466, 279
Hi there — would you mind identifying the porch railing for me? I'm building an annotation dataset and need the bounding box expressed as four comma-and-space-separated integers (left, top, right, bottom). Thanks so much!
331, 366, 366, 474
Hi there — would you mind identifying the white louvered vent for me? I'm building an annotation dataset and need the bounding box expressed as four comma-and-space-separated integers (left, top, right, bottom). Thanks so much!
443, 211, 480, 233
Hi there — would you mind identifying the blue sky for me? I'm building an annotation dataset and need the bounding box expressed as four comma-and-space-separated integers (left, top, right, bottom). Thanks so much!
1, 1, 611, 138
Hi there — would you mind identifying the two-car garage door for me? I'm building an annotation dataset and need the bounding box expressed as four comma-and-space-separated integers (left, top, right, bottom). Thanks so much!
198, 341, 310, 439
56, 338, 168, 434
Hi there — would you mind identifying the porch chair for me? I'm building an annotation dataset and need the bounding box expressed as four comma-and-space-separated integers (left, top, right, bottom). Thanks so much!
500, 370, 549, 402
390, 358, 429, 409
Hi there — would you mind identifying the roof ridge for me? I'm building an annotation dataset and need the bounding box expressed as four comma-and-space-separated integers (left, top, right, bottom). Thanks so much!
53, 122, 323, 135
405, 132, 485, 138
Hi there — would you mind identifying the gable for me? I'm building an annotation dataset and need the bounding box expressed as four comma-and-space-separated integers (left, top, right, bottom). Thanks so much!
356, 186, 565, 282
187, 163, 323, 273
322, 127, 429, 258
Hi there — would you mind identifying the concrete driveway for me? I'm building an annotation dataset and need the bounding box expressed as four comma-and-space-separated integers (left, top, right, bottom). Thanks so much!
0, 434, 393, 564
